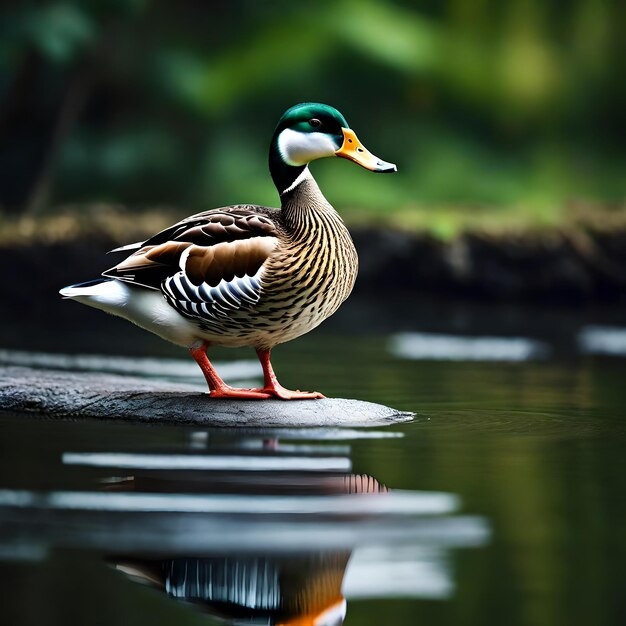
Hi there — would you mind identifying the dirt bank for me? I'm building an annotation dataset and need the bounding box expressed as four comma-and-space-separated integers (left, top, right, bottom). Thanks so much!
2, 207, 625, 308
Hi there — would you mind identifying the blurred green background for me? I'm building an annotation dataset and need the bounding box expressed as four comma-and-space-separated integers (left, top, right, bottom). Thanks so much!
0, 0, 624, 234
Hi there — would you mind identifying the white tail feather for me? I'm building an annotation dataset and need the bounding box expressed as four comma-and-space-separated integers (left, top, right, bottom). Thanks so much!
59, 280, 127, 303
108, 241, 144, 253
59, 279, 198, 347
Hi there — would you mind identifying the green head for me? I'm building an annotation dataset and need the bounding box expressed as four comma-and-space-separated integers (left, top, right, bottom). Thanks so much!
269, 102, 396, 195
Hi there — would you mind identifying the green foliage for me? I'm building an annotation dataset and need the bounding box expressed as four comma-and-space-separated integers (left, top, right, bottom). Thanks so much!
0, 0, 623, 225
22, 4, 95, 63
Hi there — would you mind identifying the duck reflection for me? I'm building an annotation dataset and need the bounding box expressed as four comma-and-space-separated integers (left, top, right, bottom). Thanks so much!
115, 549, 348, 625
1, 429, 487, 622
105, 435, 388, 625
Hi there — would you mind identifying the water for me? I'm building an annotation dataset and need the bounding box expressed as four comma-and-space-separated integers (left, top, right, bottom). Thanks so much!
0, 295, 625, 626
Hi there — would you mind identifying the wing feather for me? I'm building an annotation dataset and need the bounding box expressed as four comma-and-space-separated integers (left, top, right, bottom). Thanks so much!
103, 207, 281, 323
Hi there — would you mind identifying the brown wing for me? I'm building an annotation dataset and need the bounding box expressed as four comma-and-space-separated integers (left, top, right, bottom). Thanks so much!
103, 207, 281, 321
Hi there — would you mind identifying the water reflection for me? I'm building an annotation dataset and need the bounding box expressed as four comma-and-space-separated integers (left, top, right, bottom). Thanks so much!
108, 459, 370, 625
0, 428, 489, 624
114, 554, 348, 625
577, 325, 626, 356
389, 332, 549, 361
0, 348, 260, 386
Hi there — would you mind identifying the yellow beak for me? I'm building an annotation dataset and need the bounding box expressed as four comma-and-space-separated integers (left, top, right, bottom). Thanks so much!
335, 128, 396, 172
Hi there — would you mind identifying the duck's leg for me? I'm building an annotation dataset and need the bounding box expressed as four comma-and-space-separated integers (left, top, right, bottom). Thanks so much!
255, 348, 325, 400
190, 341, 271, 399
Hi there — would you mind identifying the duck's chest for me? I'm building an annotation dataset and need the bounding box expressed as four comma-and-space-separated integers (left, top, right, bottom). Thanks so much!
255, 214, 358, 339
273, 220, 357, 303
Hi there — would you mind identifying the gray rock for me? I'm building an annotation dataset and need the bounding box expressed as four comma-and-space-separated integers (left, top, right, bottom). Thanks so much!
0, 366, 414, 427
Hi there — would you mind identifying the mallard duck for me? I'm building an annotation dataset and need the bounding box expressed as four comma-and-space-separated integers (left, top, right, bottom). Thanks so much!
60, 103, 396, 399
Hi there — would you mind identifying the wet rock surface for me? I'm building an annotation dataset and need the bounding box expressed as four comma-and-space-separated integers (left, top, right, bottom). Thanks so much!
0, 366, 414, 427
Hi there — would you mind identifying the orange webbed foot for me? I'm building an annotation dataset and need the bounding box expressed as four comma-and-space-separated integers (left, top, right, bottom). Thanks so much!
208, 386, 272, 400
254, 384, 326, 400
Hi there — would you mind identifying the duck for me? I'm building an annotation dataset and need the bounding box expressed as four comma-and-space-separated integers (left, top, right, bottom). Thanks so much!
60, 103, 396, 400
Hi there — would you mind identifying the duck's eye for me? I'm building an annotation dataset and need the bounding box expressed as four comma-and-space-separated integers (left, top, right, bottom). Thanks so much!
308, 118, 322, 129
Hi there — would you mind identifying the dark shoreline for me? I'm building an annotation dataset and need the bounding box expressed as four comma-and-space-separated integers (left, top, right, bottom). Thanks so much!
3, 225, 625, 310
351, 226, 626, 303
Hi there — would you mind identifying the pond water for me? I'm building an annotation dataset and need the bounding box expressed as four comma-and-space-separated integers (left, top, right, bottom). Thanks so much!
0, 295, 625, 626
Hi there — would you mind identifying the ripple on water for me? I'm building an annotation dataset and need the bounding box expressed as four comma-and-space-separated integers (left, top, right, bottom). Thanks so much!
0, 348, 260, 385
578, 325, 626, 356
389, 333, 549, 362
